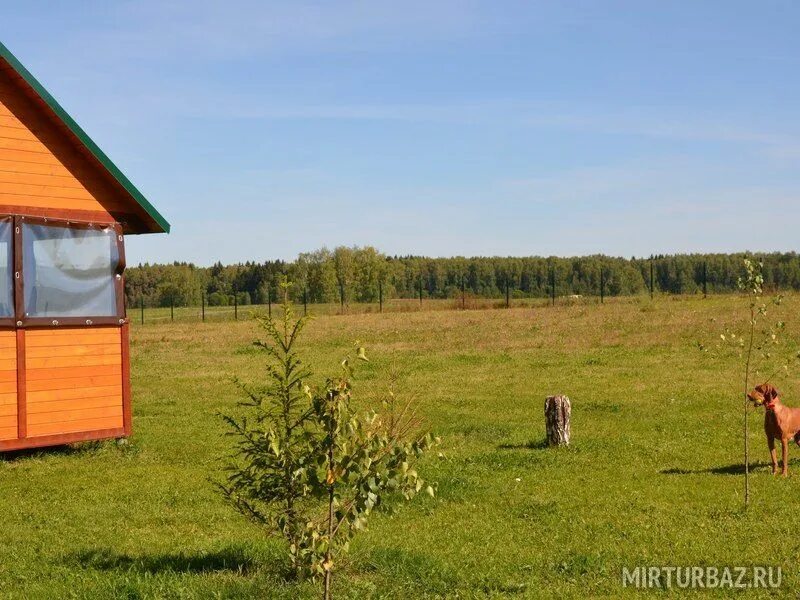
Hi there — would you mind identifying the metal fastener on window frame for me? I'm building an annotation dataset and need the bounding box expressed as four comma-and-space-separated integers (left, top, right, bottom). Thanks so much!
15, 321, 21, 327
52, 320, 59, 326
86, 319, 93, 325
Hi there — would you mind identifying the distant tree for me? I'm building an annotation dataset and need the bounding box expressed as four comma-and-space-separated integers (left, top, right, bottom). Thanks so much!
126, 250, 800, 309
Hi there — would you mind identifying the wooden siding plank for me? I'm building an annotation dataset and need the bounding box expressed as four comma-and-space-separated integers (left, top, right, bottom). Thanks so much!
0, 180, 100, 201
26, 344, 122, 359
27, 385, 121, 403
26, 374, 122, 392
27, 404, 122, 424
26, 364, 121, 381
26, 396, 121, 415
0, 169, 90, 189
25, 334, 121, 347
0, 114, 26, 128
27, 327, 119, 337
0, 147, 61, 166
0, 193, 123, 211
27, 414, 123, 437
0, 125, 45, 140
0, 155, 74, 175
26, 355, 121, 369
0, 136, 51, 154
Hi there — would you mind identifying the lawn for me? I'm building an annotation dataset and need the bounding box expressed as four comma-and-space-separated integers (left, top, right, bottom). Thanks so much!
1, 294, 799, 598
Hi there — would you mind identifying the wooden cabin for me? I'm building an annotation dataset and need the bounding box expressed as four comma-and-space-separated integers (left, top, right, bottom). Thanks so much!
0, 42, 169, 451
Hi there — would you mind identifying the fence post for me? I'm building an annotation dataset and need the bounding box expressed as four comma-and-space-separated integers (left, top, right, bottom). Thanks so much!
462, 276, 466, 310
703, 261, 708, 298
304, 286, 308, 316
140, 296, 144, 325
202, 292, 205, 322
506, 279, 510, 308
649, 257, 654, 300
600, 269, 605, 304
234, 290, 238, 320
379, 281, 383, 313
268, 284, 272, 318
550, 266, 556, 306
340, 282, 345, 311
170, 298, 174, 322
418, 277, 423, 307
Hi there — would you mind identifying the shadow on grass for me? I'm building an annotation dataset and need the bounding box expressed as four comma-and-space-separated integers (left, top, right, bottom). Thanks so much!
497, 439, 549, 451
660, 460, 800, 476
0, 440, 123, 463
69, 546, 263, 576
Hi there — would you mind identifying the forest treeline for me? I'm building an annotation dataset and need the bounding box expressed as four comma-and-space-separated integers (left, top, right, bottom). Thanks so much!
124, 247, 800, 308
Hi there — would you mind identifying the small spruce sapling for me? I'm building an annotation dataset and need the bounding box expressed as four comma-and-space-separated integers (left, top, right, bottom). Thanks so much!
218, 281, 315, 577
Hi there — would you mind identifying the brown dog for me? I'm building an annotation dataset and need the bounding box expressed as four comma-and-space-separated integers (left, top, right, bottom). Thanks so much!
747, 383, 800, 476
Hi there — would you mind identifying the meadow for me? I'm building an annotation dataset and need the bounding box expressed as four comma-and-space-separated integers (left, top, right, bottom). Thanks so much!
1, 294, 799, 598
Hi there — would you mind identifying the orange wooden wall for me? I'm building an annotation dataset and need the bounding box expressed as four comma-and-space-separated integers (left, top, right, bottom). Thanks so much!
25, 327, 123, 437
0, 331, 17, 440
0, 66, 124, 220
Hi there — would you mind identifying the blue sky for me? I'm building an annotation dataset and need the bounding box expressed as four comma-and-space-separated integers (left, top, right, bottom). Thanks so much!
3, 1, 800, 265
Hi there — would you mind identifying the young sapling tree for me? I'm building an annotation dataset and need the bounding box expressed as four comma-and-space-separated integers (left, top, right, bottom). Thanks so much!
700, 258, 797, 506
306, 353, 437, 599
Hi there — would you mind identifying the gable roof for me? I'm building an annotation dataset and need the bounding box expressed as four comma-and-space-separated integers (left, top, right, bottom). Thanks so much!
0, 41, 170, 234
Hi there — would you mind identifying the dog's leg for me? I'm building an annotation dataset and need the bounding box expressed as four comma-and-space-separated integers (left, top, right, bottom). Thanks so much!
795, 431, 800, 448
768, 436, 778, 475
781, 438, 790, 477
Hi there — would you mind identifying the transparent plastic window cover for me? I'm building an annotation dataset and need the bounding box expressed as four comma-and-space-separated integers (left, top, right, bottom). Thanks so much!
0, 221, 11, 317
22, 223, 120, 318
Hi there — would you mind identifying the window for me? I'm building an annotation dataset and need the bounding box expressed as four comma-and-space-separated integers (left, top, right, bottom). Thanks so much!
0, 219, 12, 318
21, 222, 121, 318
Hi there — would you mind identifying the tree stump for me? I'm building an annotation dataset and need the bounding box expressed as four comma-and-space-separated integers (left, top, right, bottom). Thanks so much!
544, 395, 571, 446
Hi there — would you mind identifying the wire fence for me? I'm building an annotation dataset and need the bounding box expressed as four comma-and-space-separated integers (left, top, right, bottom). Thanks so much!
131, 257, 731, 325
130, 289, 719, 325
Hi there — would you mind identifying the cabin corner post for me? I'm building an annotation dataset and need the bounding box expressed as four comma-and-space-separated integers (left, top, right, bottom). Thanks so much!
121, 322, 132, 436
114, 223, 126, 318
15, 329, 26, 440
13, 216, 25, 439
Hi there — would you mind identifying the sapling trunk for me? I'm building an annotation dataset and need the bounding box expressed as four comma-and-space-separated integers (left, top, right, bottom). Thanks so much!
323, 393, 336, 600
743, 304, 755, 507
324, 473, 334, 600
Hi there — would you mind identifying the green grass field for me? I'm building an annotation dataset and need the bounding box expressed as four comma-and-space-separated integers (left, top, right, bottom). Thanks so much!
2, 294, 799, 598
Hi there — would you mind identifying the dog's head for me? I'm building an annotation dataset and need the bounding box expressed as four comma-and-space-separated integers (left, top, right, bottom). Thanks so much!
747, 383, 779, 407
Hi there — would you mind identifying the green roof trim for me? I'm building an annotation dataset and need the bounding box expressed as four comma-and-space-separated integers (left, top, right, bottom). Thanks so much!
0, 41, 170, 233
